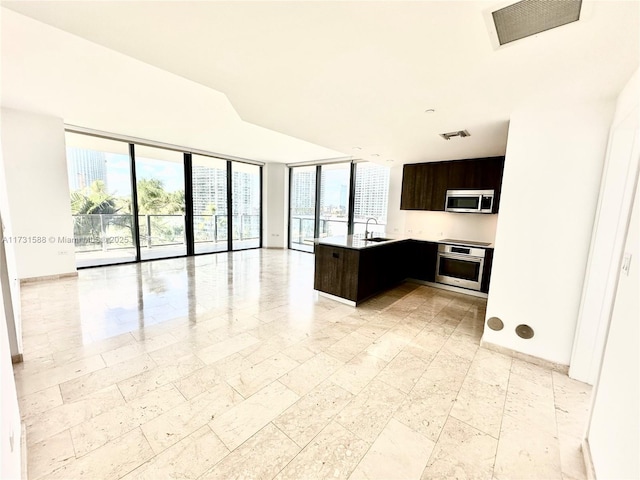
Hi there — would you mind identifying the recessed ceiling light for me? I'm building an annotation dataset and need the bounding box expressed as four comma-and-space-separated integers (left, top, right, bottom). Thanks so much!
352, 146, 362, 150
424, 109, 436, 114
386, 159, 395, 163
371, 153, 380, 157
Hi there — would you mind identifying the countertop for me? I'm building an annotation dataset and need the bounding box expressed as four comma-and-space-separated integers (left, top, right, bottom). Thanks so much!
316, 234, 494, 250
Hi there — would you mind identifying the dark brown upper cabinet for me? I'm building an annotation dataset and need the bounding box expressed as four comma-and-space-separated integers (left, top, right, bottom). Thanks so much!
400, 156, 504, 212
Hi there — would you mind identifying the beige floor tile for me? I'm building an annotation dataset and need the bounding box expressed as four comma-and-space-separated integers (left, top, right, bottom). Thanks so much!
450, 375, 507, 438
504, 371, 557, 435
209, 380, 299, 450
350, 418, 435, 480
52, 332, 137, 365
27, 430, 75, 480
19, 385, 63, 419
336, 379, 406, 443
511, 358, 554, 389
227, 353, 299, 397
24, 384, 125, 445
117, 353, 204, 401
365, 331, 410, 362
376, 350, 429, 394
15, 251, 586, 480
422, 416, 498, 479
274, 380, 353, 447
195, 332, 261, 364
101, 332, 178, 366
279, 352, 344, 396
16, 354, 105, 397
494, 414, 562, 480
70, 383, 185, 457
325, 331, 376, 363
329, 353, 388, 395
274, 421, 369, 480
141, 381, 243, 454
171, 366, 222, 400
59, 353, 157, 403
45, 428, 154, 479
123, 425, 228, 480
200, 423, 300, 480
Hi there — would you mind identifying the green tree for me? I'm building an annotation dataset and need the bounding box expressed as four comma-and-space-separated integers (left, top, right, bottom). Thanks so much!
136, 178, 184, 215
70, 180, 119, 215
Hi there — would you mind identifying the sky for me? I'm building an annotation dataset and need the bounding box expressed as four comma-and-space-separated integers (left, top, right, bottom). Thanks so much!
106, 153, 184, 195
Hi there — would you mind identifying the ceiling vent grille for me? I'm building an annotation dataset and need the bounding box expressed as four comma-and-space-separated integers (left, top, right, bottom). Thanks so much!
492, 0, 582, 46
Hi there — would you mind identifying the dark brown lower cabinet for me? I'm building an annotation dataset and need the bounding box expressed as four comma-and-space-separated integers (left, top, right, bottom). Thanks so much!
313, 244, 359, 301
406, 240, 438, 282
314, 241, 410, 304
481, 248, 494, 294
315, 240, 494, 303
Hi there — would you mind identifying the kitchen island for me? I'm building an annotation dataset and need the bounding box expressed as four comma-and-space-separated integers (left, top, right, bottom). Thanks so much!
314, 235, 493, 305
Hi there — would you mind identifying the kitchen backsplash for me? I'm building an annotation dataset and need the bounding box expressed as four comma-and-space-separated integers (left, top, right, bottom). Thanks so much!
388, 210, 498, 243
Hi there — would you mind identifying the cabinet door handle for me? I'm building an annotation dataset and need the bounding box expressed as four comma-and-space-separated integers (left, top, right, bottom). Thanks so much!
332, 252, 340, 259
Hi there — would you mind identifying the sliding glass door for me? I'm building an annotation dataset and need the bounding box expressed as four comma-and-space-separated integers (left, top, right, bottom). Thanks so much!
318, 163, 350, 238
192, 155, 228, 254
134, 146, 186, 260
66, 133, 136, 267
289, 166, 317, 253
232, 162, 261, 250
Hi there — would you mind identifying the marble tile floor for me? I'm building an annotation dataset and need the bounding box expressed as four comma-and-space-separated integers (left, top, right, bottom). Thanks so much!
13, 249, 593, 479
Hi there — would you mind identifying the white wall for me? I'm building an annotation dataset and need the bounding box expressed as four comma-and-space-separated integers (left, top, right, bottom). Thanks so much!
385, 164, 499, 244
483, 101, 614, 365
570, 70, 640, 384
0, 108, 76, 280
0, 248, 22, 479
587, 166, 639, 479
0, 141, 21, 356
263, 162, 287, 248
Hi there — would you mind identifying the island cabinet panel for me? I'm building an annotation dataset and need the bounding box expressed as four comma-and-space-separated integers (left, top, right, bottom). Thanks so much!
314, 241, 411, 304
400, 156, 505, 212
314, 245, 359, 301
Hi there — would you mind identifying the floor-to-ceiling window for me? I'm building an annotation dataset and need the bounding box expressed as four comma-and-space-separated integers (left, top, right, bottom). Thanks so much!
66, 133, 137, 267
134, 146, 186, 260
65, 131, 264, 267
231, 162, 261, 250
352, 162, 390, 236
318, 162, 350, 238
287, 161, 390, 251
289, 166, 317, 253
192, 155, 228, 254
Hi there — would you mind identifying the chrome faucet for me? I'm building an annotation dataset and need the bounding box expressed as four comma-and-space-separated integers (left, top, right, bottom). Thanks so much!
364, 218, 378, 238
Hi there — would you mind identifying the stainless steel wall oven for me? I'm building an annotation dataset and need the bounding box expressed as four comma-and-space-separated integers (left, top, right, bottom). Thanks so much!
435, 244, 485, 291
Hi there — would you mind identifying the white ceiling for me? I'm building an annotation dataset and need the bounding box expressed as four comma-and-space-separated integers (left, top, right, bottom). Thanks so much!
2, 1, 639, 164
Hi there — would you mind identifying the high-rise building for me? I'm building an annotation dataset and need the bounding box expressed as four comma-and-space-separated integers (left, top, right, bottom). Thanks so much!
192, 165, 227, 216
353, 163, 390, 222
67, 147, 107, 191
290, 170, 315, 215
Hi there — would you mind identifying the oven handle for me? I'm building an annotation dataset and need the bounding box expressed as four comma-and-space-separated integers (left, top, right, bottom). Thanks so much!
438, 252, 485, 263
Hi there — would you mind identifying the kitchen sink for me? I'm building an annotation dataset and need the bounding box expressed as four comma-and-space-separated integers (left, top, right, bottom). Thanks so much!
364, 237, 392, 243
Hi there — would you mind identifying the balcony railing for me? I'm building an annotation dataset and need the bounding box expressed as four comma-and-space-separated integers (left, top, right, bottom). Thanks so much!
71, 213, 260, 254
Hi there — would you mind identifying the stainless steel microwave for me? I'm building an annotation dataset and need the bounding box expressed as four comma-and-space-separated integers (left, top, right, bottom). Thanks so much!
445, 189, 494, 214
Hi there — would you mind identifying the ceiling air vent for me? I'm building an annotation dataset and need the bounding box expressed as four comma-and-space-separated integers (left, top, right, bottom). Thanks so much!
440, 130, 470, 141
491, 0, 582, 46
